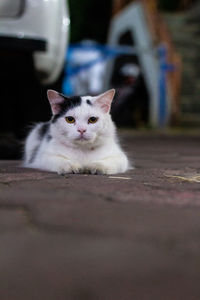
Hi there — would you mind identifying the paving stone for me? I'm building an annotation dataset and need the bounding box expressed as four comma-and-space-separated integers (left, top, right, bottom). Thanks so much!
0, 133, 200, 299
0, 208, 28, 232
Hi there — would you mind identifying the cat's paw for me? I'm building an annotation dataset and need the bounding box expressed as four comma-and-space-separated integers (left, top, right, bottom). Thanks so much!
57, 163, 81, 175
87, 162, 116, 175
71, 167, 84, 174
57, 168, 70, 175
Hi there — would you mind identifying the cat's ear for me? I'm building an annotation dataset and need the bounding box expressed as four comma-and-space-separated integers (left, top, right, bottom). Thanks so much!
94, 89, 115, 113
47, 90, 65, 115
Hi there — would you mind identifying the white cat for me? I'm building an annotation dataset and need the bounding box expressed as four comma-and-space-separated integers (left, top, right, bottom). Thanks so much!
24, 89, 130, 175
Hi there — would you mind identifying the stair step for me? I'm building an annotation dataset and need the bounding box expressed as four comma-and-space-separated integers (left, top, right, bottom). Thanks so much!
162, 8, 200, 121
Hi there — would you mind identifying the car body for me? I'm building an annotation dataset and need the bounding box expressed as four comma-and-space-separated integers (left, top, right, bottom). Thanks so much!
0, 0, 70, 84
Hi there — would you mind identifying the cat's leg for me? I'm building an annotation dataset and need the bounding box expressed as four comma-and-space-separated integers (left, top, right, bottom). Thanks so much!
31, 154, 82, 174
88, 154, 130, 175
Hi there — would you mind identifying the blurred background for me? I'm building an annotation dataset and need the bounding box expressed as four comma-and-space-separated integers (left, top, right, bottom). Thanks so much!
0, 0, 199, 158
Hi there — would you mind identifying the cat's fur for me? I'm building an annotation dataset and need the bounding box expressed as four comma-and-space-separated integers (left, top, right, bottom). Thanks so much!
24, 89, 130, 175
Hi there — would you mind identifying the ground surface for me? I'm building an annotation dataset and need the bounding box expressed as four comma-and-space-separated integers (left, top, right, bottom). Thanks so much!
1, 132, 200, 300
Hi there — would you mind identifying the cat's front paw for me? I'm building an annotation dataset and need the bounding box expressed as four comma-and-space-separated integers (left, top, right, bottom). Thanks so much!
87, 162, 116, 175
57, 163, 81, 175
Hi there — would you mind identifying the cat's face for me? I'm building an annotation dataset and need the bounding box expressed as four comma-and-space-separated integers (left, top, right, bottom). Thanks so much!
47, 89, 115, 146
57, 98, 107, 145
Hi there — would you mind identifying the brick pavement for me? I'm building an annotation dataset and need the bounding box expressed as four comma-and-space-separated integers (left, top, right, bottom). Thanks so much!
0, 133, 200, 300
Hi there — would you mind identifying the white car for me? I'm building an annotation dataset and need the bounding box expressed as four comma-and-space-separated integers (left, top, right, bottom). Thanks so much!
0, 0, 70, 85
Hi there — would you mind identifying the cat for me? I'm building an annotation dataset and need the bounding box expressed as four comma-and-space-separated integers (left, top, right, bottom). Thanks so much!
23, 89, 130, 175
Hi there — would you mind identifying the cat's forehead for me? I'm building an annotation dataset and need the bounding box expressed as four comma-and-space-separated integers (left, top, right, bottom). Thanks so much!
81, 95, 96, 107
65, 95, 98, 116
66, 95, 95, 108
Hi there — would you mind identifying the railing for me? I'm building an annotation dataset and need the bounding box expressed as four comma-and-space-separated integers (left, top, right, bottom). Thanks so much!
112, 0, 182, 124
141, 0, 182, 124
63, 43, 176, 127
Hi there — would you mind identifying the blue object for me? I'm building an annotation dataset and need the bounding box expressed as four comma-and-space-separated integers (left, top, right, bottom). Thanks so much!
62, 43, 140, 95
62, 43, 176, 127
158, 45, 175, 127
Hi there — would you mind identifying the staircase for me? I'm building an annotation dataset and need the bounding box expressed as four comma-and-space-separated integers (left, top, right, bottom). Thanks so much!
163, 3, 200, 126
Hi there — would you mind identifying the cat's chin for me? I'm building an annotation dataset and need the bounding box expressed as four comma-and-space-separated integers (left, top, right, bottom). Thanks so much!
75, 136, 90, 141
75, 133, 95, 141
74, 137, 91, 144
74, 135, 96, 146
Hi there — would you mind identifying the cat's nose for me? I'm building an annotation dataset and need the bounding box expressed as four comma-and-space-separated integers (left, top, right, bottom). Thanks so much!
77, 128, 86, 134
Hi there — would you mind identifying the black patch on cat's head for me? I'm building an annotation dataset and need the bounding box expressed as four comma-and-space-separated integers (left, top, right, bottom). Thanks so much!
86, 99, 92, 106
51, 95, 82, 123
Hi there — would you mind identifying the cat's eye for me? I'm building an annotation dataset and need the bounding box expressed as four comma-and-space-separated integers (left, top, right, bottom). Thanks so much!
88, 117, 98, 124
65, 116, 75, 124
